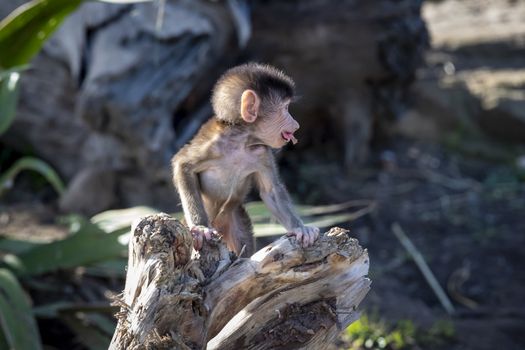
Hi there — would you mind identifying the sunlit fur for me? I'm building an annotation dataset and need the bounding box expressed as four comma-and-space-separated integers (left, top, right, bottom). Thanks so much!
172, 63, 318, 257
253, 100, 299, 149
212, 63, 295, 124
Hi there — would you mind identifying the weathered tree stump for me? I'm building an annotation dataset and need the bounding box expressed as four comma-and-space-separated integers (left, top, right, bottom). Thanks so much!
109, 213, 370, 350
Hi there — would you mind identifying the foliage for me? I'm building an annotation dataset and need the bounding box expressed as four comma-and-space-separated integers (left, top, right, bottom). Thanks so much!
444, 129, 522, 164
249, 200, 375, 236
0, 215, 129, 349
3, 219, 127, 277
0, 0, 75, 198
0, 269, 43, 350
343, 314, 455, 350
0, 0, 163, 69
0, 156, 66, 196
90, 200, 375, 239
0, 0, 83, 69
0, 200, 373, 348
0, 1, 378, 348
344, 314, 415, 350
0, 0, 172, 199
0, 1, 170, 349
0, 68, 25, 135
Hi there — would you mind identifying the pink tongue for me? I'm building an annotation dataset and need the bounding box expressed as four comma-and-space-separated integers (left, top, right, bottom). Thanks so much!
283, 132, 298, 145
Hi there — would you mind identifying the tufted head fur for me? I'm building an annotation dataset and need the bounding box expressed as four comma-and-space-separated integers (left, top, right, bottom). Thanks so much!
211, 63, 295, 124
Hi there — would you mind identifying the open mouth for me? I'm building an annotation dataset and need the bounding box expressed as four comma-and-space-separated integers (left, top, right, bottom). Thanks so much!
281, 131, 298, 145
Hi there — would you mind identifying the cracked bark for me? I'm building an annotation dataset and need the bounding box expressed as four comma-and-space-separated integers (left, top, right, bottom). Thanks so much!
109, 213, 370, 350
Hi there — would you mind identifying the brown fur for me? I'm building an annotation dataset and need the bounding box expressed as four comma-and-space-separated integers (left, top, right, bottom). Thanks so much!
172, 63, 318, 257
211, 63, 295, 124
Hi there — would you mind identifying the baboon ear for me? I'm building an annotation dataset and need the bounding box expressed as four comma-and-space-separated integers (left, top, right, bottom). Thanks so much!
240, 90, 260, 123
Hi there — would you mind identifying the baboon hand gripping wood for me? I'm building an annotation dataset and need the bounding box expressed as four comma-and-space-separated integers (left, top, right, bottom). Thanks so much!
109, 213, 370, 350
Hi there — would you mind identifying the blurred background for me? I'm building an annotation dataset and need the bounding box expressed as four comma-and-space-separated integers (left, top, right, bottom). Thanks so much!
0, 0, 524, 349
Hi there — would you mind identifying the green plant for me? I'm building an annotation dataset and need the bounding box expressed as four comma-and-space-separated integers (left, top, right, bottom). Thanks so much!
0, 0, 162, 198
0, 200, 372, 349
0, 0, 84, 133
344, 314, 415, 350
0, 156, 66, 196
0, 0, 76, 197
0, 68, 25, 135
0, 268, 43, 350
0, 215, 129, 349
0, 0, 378, 347
0, 0, 83, 69
90, 200, 376, 238
0, 1, 162, 347
343, 314, 455, 350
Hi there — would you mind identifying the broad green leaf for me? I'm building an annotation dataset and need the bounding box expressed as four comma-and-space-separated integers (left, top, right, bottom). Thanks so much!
97, 0, 153, 2
0, 0, 84, 69
246, 200, 375, 222
61, 313, 111, 350
0, 156, 66, 196
0, 325, 7, 350
91, 206, 160, 232
0, 268, 43, 350
253, 223, 286, 237
12, 219, 127, 276
296, 199, 375, 216
84, 259, 127, 277
245, 201, 272, 220
88, 201, 376, 239
0, 237, 41, 254
34, 301, 116, 318
90, 206, 186, 239
0, 0, 157, 68
0, 65, 30, 135
84, 313, 116, 336
253, 206, 376, 237
0, 71, 21, 135
0, 65, 30, 80
33, 301, 71, 318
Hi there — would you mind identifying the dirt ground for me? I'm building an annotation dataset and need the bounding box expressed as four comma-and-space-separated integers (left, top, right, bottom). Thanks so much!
1, 138, 524, 349
283, 138, 525, 350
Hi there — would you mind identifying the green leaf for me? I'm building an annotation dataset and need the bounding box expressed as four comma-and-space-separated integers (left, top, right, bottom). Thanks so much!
0, 156, 66, 196
245, 201, 272, 220
0, 71, 21, 136
84, 259, 127, 277
0, 65, 29, 80
246, 200, 376, 223
96, 0, 154, 2
87, 201, 376, 239
0, 268, 43, 350
0, 66, 29, 136
255, 215, 352, 237
33, 301, 71, 318
83, 313, 116, 336
248, 200, 376, 237
0, 0, 83, 69
91, 206, 161, 232
33, 301, 117, 318
61, 313, 111, 350
90, 206, 186, 239
11, 219, 127, 276
0, 237, 41, 255
0, 326, 8, 350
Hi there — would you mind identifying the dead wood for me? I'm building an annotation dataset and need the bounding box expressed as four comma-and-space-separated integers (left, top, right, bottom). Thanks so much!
109, 213, 370, 350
